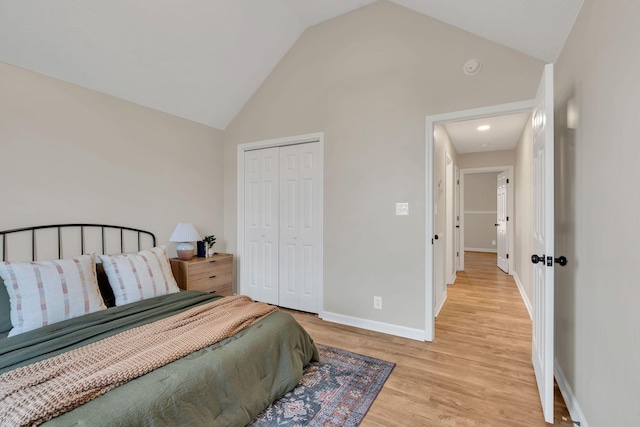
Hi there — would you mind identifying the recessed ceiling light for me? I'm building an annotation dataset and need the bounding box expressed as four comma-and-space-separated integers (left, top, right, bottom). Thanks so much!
477, 125, 491, 131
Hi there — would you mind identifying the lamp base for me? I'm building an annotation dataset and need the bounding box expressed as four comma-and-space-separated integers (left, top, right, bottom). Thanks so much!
176, 242, 195, 261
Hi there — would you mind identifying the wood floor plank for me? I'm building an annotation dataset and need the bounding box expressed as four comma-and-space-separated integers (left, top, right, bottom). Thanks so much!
284, 252, 573, 426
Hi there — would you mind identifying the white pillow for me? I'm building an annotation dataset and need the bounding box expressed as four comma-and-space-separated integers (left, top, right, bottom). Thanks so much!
98, 246, 179, 306
0, 254, 107, 337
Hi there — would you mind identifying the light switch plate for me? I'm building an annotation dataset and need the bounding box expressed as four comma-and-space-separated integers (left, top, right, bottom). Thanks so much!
396, 203, 409, 216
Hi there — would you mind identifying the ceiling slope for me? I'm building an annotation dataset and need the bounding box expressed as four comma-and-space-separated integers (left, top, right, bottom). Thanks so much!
0, 0, 582, 129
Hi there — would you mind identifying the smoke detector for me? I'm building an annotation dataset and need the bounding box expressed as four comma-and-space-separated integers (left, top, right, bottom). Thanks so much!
463, 58, 482, 75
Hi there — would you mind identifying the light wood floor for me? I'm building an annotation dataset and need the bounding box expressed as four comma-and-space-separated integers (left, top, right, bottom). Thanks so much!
285, 252, 573, 426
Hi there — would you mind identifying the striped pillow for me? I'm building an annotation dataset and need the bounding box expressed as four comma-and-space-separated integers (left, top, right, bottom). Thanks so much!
0, 254, 107, 337
99, 246, 179, 306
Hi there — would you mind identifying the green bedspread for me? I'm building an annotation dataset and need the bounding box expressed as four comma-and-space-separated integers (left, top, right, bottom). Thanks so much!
0, 291, 319, 426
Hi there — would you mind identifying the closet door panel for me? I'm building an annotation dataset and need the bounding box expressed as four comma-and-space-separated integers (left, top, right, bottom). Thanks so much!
243, 147, 279, 305
297, 142, 322, 313
279, 145, 300, 309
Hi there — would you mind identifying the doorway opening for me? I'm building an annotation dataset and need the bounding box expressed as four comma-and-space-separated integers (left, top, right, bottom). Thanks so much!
459, 165, 514, 274
425, 100, 534, 342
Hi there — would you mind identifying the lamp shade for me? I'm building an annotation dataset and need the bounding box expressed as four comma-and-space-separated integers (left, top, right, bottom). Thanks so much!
169, 223, 202, 243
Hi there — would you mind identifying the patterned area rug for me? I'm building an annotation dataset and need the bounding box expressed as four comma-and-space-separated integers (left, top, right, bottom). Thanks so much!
250, 344, 395, 427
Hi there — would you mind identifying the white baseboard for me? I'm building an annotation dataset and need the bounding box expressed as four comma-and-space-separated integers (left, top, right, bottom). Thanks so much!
555, 359, 589, 427
447, 273, 457, 285
513, 271, 532, 320
320, 311, 426, 341
464, 247, 497, 253
435, 290, 447, 317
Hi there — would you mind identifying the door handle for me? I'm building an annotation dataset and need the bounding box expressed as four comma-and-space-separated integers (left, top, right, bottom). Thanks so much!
495, 223, 499, 227
554, 256, 568, 266
532, 254, 568, 266
531, 254, 545, 264
455, 225, 460, 228
434, 234, 439, 240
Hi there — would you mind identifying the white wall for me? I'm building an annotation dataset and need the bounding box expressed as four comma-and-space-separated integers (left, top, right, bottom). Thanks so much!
458, 149, 515, 169
0, 62, 225, 256
223, 1, 544, 330
554, 0, 640, 425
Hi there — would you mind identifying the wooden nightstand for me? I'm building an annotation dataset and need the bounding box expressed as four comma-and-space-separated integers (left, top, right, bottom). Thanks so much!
170, 253, 233, 296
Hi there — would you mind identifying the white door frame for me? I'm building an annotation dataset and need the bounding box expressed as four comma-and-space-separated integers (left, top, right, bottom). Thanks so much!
237, 132, 324, 315
459, 166, 514, 274
425, 100, 534, 341
455, 166, 461, 271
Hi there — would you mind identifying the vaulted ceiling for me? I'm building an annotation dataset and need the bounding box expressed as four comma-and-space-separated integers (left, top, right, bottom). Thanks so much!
0, 0, 583, 130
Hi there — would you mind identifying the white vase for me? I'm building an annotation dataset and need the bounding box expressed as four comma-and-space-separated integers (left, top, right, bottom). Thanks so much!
208, 247, 215, 257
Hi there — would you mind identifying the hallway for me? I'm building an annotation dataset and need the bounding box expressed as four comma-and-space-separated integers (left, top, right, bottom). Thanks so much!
287, 251, 572, 425
436, 251, 572, 425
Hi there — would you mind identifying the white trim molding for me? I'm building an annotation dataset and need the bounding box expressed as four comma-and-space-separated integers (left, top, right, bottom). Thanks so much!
464, 210, 498, 215
321, 311, 426, 342
513, 271, 532, 319
434, 290, 447, 317
555, 359, 590, 427
464, 247, 498, 253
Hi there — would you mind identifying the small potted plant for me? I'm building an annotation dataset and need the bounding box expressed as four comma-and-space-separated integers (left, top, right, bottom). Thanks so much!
203, 235, 216, 257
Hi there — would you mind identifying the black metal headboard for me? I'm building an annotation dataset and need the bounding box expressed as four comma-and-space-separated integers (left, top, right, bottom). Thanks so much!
0, 224, 156, 262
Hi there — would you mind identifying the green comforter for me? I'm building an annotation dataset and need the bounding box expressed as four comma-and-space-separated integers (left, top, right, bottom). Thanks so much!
0, 291, 318, 426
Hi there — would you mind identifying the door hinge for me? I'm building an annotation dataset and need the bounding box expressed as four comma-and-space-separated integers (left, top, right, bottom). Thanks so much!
431, 238, 434, 245
507, 178, 510, 184
457, 251, 459, 257
457, 179, 460, 185
506, 216, 509, 221
506, 254, 509, 259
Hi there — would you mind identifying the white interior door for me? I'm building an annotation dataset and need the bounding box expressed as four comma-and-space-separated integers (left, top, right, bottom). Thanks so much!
279, 142, 322, 312
244, 148, 280, 305
496, 172, 508, 273
531, 63, 555, 424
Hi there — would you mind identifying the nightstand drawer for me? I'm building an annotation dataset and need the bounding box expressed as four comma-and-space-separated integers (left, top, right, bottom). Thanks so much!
170, 253, 234, 296
187, 257, 232, 280
188, 273, 232, 293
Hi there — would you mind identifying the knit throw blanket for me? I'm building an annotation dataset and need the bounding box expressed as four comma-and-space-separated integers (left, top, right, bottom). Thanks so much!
0, 295, 278, 427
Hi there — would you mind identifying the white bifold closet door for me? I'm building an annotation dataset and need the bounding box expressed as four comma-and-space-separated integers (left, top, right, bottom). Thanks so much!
243, 142, 321, 313
244, 147, 280, 305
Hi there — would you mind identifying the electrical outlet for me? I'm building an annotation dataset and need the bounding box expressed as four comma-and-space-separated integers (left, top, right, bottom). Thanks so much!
492, 240, 496, 246
374, 296, 382, 310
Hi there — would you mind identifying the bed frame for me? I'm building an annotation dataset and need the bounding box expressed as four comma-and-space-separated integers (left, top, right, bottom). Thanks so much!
0, 224, 156, 262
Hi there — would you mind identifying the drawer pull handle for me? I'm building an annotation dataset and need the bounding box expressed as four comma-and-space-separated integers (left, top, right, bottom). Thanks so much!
209, 260, 217, 264
209, 275, 217, 279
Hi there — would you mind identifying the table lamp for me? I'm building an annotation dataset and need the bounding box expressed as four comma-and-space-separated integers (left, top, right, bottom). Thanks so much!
169, 223, 202, 261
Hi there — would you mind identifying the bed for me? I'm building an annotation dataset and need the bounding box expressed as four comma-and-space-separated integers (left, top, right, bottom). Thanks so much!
0, 224, 318, 427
